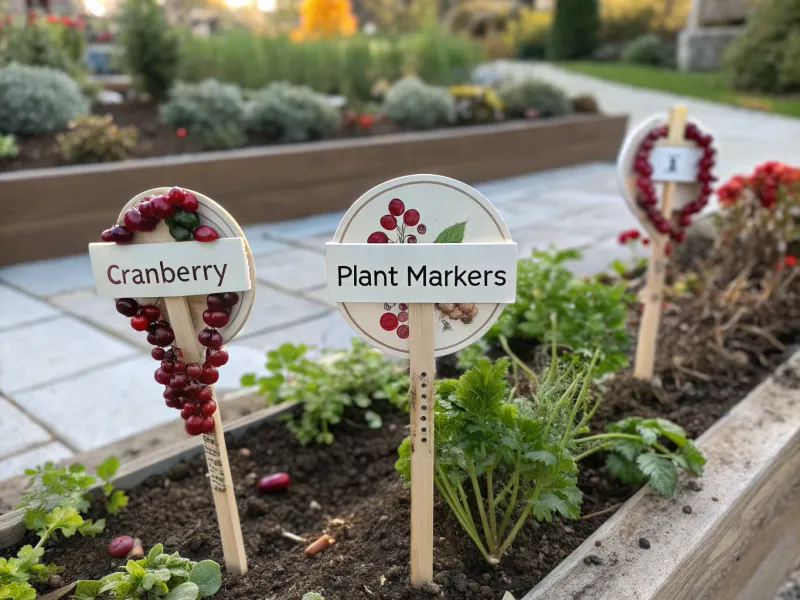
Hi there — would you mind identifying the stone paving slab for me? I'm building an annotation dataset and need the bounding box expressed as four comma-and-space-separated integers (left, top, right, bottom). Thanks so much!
0, 442, 73, 481
254, 246, 328, 292
0, 315, 137, 395
0, 284, 59, 331
0, 254, 96, 297
234, 311, 354, 354
235, 283, 329, 339
0, 396, 52, 458
259, 211, 344, 240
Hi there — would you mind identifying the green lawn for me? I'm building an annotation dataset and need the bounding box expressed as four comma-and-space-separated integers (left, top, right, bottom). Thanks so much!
560, 62, 800, 118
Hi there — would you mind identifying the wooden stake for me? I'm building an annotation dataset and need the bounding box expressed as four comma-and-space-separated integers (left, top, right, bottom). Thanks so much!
633, 104, 688, 380
141, 225, 248, 575
408, 303, 436, 586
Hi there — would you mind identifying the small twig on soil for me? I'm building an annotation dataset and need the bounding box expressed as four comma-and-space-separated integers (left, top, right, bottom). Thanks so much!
671, 357, 713, 382
281, 531, 307, 543
739, 324, 787, 352
304, 534, 336, 557
580, 503, 623, 520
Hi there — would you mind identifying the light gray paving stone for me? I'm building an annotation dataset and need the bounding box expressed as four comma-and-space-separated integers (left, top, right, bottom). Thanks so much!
261, 211, 344, 240
0, 316, 138, 394
0, 396, 52, 457
500, 190, 622, 231
0, 253, 95, 297
235, 311, 354, 354
290, 234, 333, 254
254, 247, 328, 292
215, 344, 269, 391
0, 284, 59, 331
0, 442, 73, 481
235, 283, 330, 338
514, 223, 598, 257
241, 223, 291, 257
568, 236, 649, 277
13, 355, 180, 451
302, 286, 336, 308
49, 288, 152, 349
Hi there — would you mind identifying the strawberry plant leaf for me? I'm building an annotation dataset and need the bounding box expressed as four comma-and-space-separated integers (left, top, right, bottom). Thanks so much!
433, 221, 466, 243
635, 454, 677, 498
95, 457, 119, 481
605, 454, 644, 486
106, 490, 129, 515
678, 441, 706, 476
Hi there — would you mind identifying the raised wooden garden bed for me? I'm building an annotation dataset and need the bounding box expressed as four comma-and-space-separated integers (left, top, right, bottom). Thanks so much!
0, 114, 627, 266
1, 350, 798, 600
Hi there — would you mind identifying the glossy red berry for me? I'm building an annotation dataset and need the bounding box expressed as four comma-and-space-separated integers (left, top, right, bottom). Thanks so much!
201, 416, 215, 433
197, 386, 213, 404
170, 373, 188, 389
123, 209, 143, 232
131, 314, 149, 331
388, 198, 405, 216
154, 368, 171, 385
201, 399, 217, 417
417, 224, 427, 235
206, 347, 229, 367
180, 404, 198, 420
679, 214, 692, 227
206, 294, 225, 311
368, 232, 389, 243
380, 215, 397, 230
199, 365, 219, 384
160, 360, 175, 374
185, 415, 205, 436
397, 324, 410, 339
198, 328, 223, 348
406, 235, 417, 243
187, 363, 203, 379
101, 229, 115, 242
222, 292, 239, 307
203, 310, 229, 328
181, 192, 199, 212
163, 388, 178, 402
115, 298, 139, 317
151, 347, 166, 360
403, 209, 420, 226
154, 327, 175, 347
112, 225, 134, 244
172, 361, 187, 373
137, 200, 154, 218
193, 226, 219, 242
183, 382, 200, 400
166, 187, 186, 205
380, 312, 398, 331
141, 305, 161, 322
151, 195, 175, 220
139, 218, 159, 232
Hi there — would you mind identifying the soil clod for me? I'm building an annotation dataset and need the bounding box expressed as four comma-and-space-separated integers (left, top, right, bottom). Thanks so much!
682, 505, 693, 514
638, 537, 651, 550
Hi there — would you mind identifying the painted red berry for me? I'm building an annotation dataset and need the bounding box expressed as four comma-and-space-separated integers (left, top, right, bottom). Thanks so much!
151, 195, 175, 220
380, 215, 397, 230
112, 225, 134, 244
101, 229, 115, 242
154, 368, 171, 385
396, 324, 409, 339
181, 192, 199, 212
205, 347, 229, 367
123, 209, 143, 231
403, 209, 420, 226
151, 347, 166, 360
406, 235, 417, 243
417, 224, 427, 235
398, 303, 408, 311
193, 226, 219, 242
222, 292, 239, 307
398, 311, 408, 322
197, 386, 213, 404
137, 200, 154, 218
206, 294, 225, 311
201, 416, 215, 433
201, 399, 217, 417
187, 363, 203, 379
166, 187, 186, 205
185, 415, 205, 436
388, 198, 405, 216
368, 232, 389, 243
141, 305, 161, 322
200, 365, 219, 384
203, 310, 229, 328
380, 312, 399, 331
131, 314, 149, 331
115, 298, 139, 317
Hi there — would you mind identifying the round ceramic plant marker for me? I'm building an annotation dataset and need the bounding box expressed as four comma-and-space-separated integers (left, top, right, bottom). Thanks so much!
331, 174, 513, 358
117, 187, 257, 344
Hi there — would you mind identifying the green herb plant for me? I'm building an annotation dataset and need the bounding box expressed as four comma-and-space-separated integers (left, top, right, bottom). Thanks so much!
0, 134, 19, 160
1, 459, 129, 599
302, 594, 325, 600
242, 339, 409, 444
487, 248, 633, 376
396, 342, 705, 564
74, 544, 221, 599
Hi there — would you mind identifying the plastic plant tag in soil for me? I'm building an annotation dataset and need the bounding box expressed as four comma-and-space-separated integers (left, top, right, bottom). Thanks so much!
88, 186, 257, 575
326, 174, 517, 585
616, 105, 718, 380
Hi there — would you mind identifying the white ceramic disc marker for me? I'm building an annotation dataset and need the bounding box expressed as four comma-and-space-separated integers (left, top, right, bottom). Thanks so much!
327, 174, 517, 584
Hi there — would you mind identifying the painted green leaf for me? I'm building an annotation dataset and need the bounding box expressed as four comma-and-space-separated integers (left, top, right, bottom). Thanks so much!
434, 221, 466, 243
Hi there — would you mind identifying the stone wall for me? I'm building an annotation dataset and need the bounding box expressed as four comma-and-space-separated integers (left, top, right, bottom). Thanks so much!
678, 0, 752, 71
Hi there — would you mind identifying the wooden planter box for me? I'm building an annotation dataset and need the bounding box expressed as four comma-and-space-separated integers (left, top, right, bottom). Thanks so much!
1, 349, 799, 599
0, 114, 627, 266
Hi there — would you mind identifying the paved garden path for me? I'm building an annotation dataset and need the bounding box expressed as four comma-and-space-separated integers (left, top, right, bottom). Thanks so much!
0, 163, 648, 480
479, 61, 800, 185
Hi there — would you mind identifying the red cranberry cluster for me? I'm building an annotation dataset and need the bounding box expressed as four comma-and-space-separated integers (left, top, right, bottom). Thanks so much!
101, 187, 219, 244
368, 198, 426, 244
633, 122, 716, 244
380, 303, 410, 339
115, 292, 238, 436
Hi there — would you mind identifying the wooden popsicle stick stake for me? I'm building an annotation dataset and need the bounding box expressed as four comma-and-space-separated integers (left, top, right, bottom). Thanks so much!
408, 303, 436, 586
141, 225, 248, 575
633, 104, 688, 380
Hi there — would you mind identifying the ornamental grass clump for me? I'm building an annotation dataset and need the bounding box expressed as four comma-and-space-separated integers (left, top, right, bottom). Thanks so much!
396, 343, 704, 564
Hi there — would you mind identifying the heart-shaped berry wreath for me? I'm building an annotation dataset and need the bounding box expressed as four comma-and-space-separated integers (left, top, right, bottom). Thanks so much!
632, 122, 716, 244
101, 187, 241, 436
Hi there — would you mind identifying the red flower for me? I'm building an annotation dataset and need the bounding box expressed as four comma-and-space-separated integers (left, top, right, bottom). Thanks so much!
785, 255, 797, 268
358, 114, 374, 129
26, 11, 38, 24
61, 15, 76, 27
617, 228, 641, 245
176, 128, 187, 138
46, 14, 58, 23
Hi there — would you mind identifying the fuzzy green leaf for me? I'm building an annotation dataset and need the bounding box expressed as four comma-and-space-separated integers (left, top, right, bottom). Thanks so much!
524, 450, 557, 466
77, 518, 105, 536
106, 490, 129, 515
189, 560, 221, 598
433, 221, 466, 243
395, 437, 411, 484
0, 582, 36, 600
636, 454, 677, 498
163, 582, 200, 600
302, 593, 325, 600
678, 441, 706, 476
364, 410, 382, 429
95, 457, 120, 481
605, 454, 644, 486
73, 580, 103, 600
239, 373, 257, 387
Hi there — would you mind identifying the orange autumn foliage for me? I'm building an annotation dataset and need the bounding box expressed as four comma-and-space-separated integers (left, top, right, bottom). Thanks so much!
291, 0, 358, 40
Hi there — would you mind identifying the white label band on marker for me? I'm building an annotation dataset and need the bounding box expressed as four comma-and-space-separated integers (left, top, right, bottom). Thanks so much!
326, 242, 518, 303
649, 146, 703, 183
89, 238, 251, 298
